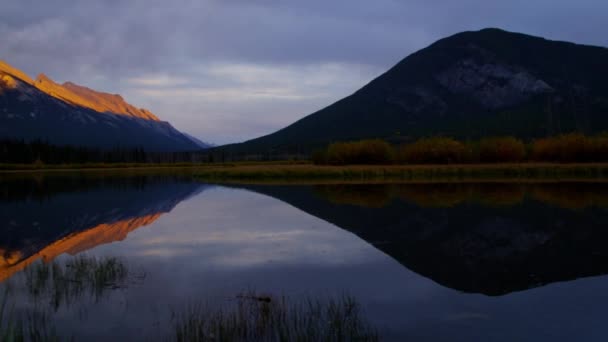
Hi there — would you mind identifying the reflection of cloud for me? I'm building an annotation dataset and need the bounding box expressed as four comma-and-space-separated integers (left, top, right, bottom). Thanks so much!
123, 188, 383, 268
134, 228, 375, 267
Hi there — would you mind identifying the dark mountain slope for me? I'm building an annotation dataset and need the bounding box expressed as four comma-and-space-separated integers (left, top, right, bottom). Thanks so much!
221, 28, 608, 155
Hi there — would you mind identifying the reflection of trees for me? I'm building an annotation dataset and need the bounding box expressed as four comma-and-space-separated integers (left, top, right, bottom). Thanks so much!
0, 173, 195, 202
530, 183, 608, 209
312, 182, 608, 209
314, 184, 392, 208
394, 184, 473, 208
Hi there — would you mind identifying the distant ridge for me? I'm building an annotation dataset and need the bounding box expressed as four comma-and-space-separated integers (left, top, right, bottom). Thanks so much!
0, 60, 206, 151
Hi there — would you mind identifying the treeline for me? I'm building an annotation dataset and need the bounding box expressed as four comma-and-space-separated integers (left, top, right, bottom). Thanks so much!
0, 139, 202, 164
312, 134, 608, 165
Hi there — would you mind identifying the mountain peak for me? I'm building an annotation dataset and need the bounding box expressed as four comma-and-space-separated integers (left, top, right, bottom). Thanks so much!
35, 73, 53, 83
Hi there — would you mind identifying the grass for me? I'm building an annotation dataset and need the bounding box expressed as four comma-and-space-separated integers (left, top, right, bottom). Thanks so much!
172, 292, 379, 342
3, 161, 608, 181
0, 160, 308, 172
0, 256, 129, 341
0, 162, 200, 171
192, 163, 608, 182
4, 266, 378, 341
0, 286, 64, 342
24, 256, 129, 310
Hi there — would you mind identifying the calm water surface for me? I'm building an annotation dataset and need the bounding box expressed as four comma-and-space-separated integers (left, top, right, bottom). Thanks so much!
2, 174, 608, 341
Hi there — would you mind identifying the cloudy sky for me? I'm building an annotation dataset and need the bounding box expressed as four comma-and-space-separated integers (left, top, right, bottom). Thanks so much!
1, 0, 606, 144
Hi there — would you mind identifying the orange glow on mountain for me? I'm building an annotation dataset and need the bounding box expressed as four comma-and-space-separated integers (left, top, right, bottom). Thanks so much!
0, 60, 35, 86
35, 74, 160, 121
62, 82, 160, 121
0, 59, 159, 121
0, 213, 162, 282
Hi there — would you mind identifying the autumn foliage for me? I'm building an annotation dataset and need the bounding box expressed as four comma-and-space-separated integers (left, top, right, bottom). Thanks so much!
313, 139, 393, 165
478, 137, 526, 163
396, 137, 469, 164
530, 134, 608, 163
313, 133, 608, 165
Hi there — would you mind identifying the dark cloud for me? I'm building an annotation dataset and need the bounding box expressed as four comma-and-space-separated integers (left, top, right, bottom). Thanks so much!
1, 0, 607, 143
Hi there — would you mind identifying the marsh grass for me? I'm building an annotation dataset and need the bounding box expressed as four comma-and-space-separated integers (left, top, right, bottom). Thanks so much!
172, 292, 379, 342
0, 285, 21, 341
193, 163, 608, 181
0, 256, 129, 341
0, 286, 64, 342
25, 256, 129, 310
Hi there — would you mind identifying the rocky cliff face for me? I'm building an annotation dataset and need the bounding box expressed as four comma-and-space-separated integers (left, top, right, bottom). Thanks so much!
435, 56, 555, 109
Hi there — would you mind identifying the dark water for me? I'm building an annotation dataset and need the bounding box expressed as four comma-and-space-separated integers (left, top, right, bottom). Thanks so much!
2, 174, 608, 341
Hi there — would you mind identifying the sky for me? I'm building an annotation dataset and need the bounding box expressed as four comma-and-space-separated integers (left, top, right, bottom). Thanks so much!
1, 0, 607, 144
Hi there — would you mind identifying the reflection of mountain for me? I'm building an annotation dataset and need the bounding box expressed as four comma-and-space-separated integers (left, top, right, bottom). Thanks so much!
0, 214, 162, 282
0, 176, 207, 281
235, 183, 608, 296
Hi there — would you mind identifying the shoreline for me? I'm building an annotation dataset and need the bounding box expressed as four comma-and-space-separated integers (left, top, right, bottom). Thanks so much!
3, 162, 608, 181
192, 163, 608, 181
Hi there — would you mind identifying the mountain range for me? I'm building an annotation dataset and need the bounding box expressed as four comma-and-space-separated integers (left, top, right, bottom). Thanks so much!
0, 60, 208, 151
219, 28, 608, 155
4, 28, 607, 156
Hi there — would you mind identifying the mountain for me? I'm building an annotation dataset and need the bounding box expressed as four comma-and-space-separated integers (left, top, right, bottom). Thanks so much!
220, 28, 608, 155
0, 60, 202, 152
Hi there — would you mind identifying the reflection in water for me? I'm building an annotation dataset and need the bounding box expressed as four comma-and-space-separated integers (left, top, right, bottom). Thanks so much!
1, 255, 133, 341
24, 256, 132, 310
314, 182, 608, 209
3, 255, 377, 342
173, 292, 378, 342
0, 174, 208, 283
2, 176, 608, 340
0, 215, 160, 282
240, 182, 608, 295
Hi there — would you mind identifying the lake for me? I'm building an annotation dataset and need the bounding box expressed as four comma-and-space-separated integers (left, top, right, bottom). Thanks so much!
2, 173, 608, 341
